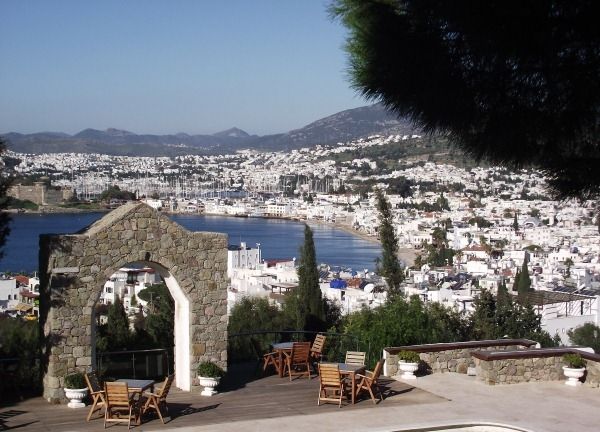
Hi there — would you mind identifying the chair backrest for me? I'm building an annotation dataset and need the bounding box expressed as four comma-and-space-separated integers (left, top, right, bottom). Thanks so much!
158, 374, 175, 399
311, 334, 326, 355
318, 363, 341, 387
291, 342, 311, 363
105, 382, 130, 408
345, 351, 366, 366
85, 371, 102, 392
371, 359, 384, 383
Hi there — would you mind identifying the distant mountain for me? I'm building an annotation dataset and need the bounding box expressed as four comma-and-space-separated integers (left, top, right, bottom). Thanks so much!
213, 127, 251, 139
2, 103, 420, 156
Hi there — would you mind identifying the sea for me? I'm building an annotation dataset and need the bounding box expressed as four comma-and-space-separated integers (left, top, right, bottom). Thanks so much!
0, 213, 381, 274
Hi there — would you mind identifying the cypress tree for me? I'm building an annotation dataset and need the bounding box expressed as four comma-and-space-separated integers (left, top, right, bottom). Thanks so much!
107, 294, 131, 350
517, 258, 532, 294
375, 189, 404, 296
497, 279, 510, 306
294, 224, 324, 330
511, 270, 520, 292
512, 213, 519, 231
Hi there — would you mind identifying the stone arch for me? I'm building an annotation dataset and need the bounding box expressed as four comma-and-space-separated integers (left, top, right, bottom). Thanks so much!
39, 202, 228, 402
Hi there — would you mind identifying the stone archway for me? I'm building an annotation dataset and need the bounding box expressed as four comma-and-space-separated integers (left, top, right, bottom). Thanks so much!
39, 202, 228, 403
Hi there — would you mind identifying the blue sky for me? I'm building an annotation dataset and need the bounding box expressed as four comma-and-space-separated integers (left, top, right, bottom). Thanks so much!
0, 0, 366, 135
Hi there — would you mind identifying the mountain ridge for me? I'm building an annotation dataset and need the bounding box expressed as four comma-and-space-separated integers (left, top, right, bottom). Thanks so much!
2, 103, 420, 156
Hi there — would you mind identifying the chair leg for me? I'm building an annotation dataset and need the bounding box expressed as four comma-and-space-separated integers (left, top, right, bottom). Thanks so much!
87, 398, 97, 421
157, 401, 165, 424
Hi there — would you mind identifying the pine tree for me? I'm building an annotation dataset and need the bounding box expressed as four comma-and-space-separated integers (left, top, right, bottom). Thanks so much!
375, 189, 404, 297
107, 294, 131, 350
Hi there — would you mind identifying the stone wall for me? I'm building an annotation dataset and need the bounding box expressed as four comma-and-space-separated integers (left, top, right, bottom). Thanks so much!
384, 340, 537, 376
472, 349, 600, 387
39, 202, 228, 403
474, 356, 563, 385
9, 183, 72, 205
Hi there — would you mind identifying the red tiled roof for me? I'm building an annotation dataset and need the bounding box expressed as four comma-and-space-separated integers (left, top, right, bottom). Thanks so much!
15, 275, 29, 285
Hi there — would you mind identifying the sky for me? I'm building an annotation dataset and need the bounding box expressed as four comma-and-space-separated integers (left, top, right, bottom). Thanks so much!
0, 0, 366, 136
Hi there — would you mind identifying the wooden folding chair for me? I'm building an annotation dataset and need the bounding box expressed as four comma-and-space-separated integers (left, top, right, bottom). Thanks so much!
310, 334, 326, 361
283, 342, 311, 381
345, 351, 366, 366
355, 359, 385, 404
317, 363, 349, 408
142, 374, 174, 424
104, 381, 140, 429
251, 338, 280, 375
85, 371, 106, 421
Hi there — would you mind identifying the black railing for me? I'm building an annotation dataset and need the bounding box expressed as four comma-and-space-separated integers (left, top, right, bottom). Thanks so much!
96, 348, 170, 381
228, 330, 372, 366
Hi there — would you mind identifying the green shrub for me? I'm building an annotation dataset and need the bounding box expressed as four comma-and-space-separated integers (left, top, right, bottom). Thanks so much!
397, 350, 420, 363
563, 353, 586, 369
64, 372, 86, 389
197, 361, 225, 378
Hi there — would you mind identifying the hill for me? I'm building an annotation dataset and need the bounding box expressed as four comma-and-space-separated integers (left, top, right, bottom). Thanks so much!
2, 103, 420, 156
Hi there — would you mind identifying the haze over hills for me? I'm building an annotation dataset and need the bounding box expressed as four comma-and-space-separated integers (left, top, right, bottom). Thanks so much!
2, 103, 420, 156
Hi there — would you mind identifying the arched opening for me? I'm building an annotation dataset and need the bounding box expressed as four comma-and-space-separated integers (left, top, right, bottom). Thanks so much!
92, 261, 191, 391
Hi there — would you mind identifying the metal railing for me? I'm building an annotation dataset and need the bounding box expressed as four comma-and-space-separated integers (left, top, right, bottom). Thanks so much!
96, 348, 170, 381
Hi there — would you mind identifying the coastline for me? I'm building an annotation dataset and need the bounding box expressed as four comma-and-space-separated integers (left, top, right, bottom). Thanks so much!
5, 206, 418, 267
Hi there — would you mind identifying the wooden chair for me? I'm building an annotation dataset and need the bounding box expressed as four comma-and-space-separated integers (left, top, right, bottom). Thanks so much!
85, 371, 106, 421
250, 338, 280, 375
317, 363, 349, 408
142, 374, 174, 424
310, 334, 326, 361
104, 381, 141, 429
355, 359, 385, 404
345, 351, 366, 366
283, 342, 311, 381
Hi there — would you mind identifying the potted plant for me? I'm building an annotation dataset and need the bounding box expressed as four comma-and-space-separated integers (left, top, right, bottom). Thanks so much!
562, 353, 586, 386
197, 361, 225, 396
64, 372, 88, 408
397, 350, 420, 380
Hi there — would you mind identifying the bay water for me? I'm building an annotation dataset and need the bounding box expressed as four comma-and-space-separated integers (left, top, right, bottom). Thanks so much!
0, 213, 381, 274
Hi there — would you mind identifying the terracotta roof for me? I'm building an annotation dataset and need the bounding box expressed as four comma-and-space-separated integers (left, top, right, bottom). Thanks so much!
15, 275, 29, 285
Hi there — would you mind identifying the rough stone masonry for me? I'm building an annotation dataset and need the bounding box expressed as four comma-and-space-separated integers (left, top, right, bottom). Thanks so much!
39, 202, 228, 402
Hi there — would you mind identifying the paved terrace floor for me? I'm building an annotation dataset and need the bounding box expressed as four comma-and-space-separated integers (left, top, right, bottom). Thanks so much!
1, 371, 598, 432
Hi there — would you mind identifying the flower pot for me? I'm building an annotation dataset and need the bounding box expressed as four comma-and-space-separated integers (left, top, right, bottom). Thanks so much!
398, 361, 419, 380
64, 387, 88, 408
562, 366, 585, 386
199, 376, 220, 396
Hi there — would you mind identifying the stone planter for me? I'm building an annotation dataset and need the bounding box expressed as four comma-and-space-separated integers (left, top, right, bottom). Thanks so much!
563, 366, 585, 386
64, 387, 88, 408
398, 361, 419, 380
199, 376, 220, 396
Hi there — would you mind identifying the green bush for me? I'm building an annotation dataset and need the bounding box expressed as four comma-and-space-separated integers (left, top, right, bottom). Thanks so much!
397, 350, 420, 363
197, 361, 225, 378
64, 372, 86, 389
563, 353, 586, 369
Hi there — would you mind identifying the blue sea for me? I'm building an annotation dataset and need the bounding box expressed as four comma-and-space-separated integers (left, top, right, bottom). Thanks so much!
0, 213, 381, 274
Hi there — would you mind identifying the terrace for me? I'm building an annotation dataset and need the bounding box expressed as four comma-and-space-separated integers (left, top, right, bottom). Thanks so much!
1, 365, 597, 432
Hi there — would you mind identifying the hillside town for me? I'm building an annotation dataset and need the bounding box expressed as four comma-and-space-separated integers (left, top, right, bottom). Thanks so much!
3, 134, 599, 345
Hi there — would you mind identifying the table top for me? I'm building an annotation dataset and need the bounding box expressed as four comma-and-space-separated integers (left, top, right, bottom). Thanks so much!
272, 342, 294, 350
116, 379, 155, 391
336, 363, 366, 374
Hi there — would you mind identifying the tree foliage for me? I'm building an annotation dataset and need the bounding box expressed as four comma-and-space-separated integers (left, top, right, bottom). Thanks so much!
0, 138, 12, 259
332, 0, 600, 199
375, 189, 403, 296
284, 225, 325, 331
567, 323, 600, 353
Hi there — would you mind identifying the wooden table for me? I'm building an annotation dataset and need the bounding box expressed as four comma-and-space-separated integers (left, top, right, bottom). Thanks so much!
116, 378, 155, 394
338, 363, 366, 404
272, 342, 294, 377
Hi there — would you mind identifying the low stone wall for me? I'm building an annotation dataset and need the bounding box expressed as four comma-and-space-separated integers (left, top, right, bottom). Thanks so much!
472, 348, 600, 387
384, 339, 538, 377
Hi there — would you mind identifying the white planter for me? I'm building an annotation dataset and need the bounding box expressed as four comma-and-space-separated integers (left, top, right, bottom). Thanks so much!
563, 366, 585, 386
199, 376, 220, 396
398, 361, 419, 380
64, 387, 88, 408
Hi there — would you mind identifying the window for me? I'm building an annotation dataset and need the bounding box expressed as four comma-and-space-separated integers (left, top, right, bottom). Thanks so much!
105, 287, 112, 293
